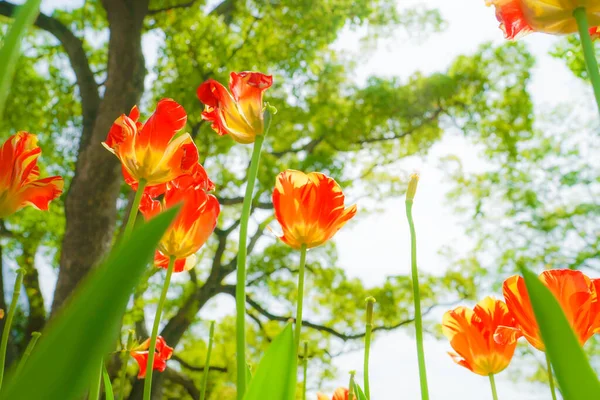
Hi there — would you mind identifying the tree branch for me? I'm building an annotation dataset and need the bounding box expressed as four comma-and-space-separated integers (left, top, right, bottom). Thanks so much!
148, 0, 198, 15
164, 367, 200, 400
171, 354, 227, 373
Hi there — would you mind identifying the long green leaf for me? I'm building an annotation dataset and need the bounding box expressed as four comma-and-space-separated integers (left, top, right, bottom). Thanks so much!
102, 364, 114, 400
0, 0, 41, 119
520, 266, 600, 399
352, 382, 368, 400
244, 324, 296, 400
0, 208, 178, 400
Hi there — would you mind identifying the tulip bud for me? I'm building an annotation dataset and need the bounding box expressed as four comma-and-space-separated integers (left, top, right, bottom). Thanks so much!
406, 173, 419, 202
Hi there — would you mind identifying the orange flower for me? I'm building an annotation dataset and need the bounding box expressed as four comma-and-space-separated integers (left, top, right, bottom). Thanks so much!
485, 1, 600, 39
442, 297, 517, 376
102, 98, 198, 188
0, 132, 63, 218
130, 336, 173, 379
271, 170, 357, 250
197, 71, 273, 144
495, 269, 600, 351
317, 388, 351, 400
139, 165, 219, 272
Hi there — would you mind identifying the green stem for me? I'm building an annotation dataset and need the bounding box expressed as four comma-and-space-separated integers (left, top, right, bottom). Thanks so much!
123, 179, 147, 240
89, 359, 103, 400
0, 268, 24, 390
546, 352, 558, 400
118, 329, 135, 400
348, 371, 356, 400
235, 134, 265, 400
573, 7, 600, 118
14, 331, 41, 377
200, 321, 216, 400
294, 244, 308, 352
364, 298, 375, 399
405, 200, 429, 400
489, 374, 499, 400
142, 256, 176, 400
302, 341, 308, 400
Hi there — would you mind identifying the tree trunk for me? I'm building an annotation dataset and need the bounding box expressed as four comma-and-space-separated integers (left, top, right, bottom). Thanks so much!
52, 0, 150, 313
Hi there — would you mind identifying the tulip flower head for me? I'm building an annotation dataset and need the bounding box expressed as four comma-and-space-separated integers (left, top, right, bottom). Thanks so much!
197, 71, 273, 144
0, 132, 63, 218
317, 388, 353, 400
443, 297, 518, 376
139, 164, 220, 272
102, 99, 199, 188
271, 170, 357, 250
485, 0, 600, 39
130, 336, 173, 379
495, 269, 600, 351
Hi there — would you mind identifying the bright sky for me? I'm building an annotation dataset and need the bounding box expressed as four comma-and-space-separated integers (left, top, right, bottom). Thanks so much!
26, 0, 595, 399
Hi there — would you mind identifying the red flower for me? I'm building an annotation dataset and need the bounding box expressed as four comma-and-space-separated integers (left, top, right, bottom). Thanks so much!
197, 71, 273, 144
0, 132, 63, 218
485, 0, 600, 39
130, 336, 173, 379
139, 164, 220, 271
271, 170, 357, 249
443, 297, 517, 376
317, 388, 352, 400
495, 269, 600, 351
102, 99, 198, 188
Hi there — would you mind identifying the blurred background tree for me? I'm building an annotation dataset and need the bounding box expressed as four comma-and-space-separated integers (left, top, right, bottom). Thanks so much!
0, 0, 545, 398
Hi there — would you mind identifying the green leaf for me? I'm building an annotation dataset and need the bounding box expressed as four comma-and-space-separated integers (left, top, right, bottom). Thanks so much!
245, 362, 252, 385
351, 381, 368, 400
244, 323, 296, 400
520, 266, 600, 399
102, 364, 114, 400
0, 0, 42, 119
0, 208, 178, 400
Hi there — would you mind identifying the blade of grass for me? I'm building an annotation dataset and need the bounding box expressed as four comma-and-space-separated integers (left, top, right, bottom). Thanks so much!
0, 0, 42, 119
520, 266, 600, 399
0, 207, 178, 400
102, 363, 114, 400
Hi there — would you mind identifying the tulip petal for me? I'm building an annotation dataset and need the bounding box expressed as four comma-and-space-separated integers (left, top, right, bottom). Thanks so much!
137, 98, 187, 150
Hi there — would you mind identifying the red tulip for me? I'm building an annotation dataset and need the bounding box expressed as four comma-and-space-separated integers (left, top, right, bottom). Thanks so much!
130, 336, 173, 379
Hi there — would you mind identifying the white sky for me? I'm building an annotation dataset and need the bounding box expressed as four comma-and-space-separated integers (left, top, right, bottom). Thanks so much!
23, 0, 597, 399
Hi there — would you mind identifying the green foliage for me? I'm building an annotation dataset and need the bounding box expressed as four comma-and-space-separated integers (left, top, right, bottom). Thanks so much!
0, 208, 177, 400
520, 265, 600, 399
103, 363, 115, 400
244, 324, 296, 400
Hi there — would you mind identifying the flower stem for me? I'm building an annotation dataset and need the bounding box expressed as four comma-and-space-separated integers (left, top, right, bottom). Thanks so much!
294, 244, 308, 352
142, 255, 176, 400
14, 331, 41, 377
489, 374, 499, 400
364, 297, 376, 399
118, 329, 135, 400
405, 190, 430, 400
89, 358, 103, 400
573, 7, 600, 118
302, 341, 308, 400
0, 268, 24, 390
200, 321, 216, 400
545, 352, 558, 400
348, 371, 356, 400
123, 179, 147, 240
236, 134, 265, 400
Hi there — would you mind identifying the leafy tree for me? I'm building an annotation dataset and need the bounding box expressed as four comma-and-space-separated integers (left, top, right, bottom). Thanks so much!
0, 0, 534, 398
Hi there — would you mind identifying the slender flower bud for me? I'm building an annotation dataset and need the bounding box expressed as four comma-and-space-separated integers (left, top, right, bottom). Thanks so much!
365, 297, 376, 326
406, 173, 419, 202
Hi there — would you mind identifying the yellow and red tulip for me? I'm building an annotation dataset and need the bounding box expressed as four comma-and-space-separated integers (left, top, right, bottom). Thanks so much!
197, 71, 273, 144
495, 269, 600, 351
271, 170, 357, 250
130, 336, 173, 379
317, 388, 351, 400
102, 98, 198, 188
485, 0, 600, 39
139, 164, 220, 272
443, 297, 518, 376
0, 132, 63, 218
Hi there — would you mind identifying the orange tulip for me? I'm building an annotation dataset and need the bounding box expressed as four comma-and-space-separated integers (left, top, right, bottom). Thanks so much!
0, 132, 63, 218
442, 297, 517, 376
139, 165, 219, 272
130, 336, 173, 379
495, 269, 600, 351
317, 388, 352, 400
197, 71, 273, 144
271, 170, 357, 250
102, 98, 199, 188
485, 0, 600, 39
